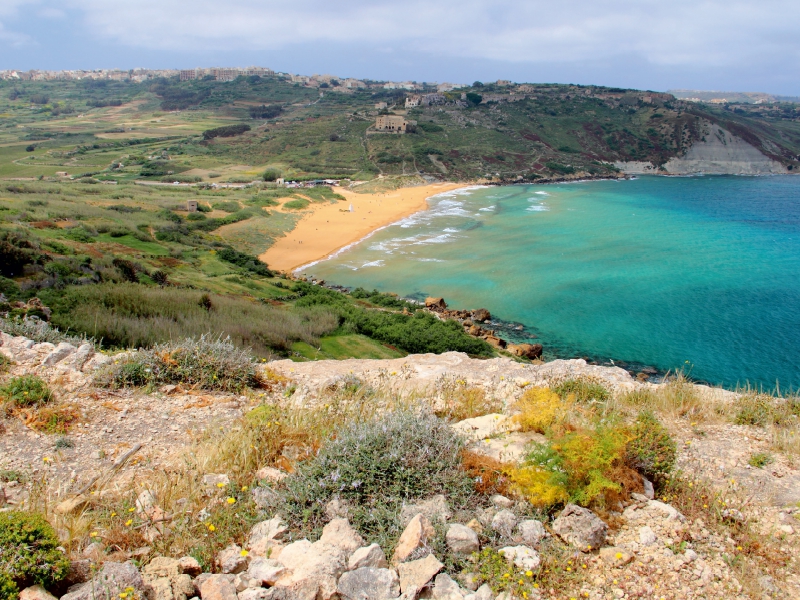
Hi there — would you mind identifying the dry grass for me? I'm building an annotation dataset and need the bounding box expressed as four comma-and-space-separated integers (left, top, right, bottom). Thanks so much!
436, 379, 502, 421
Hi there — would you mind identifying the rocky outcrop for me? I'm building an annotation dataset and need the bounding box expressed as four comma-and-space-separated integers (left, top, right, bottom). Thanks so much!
552, 504, 608, 551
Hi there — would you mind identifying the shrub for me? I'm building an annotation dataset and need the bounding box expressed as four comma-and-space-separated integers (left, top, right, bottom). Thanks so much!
626, 410, 676, 481
0, 572, 18, 600
0, 375, 54, 408
471, 548, 538, 597
0, 317, 92, 347
512, 387, 563, 433
734, 393, 799, 427
748, 452, 774, 468
508, 464, 569, 508
216, 248, 273, 277
268, 410, 474, 548
282, 199, 309, 210
437, 381, 501, 421
0, 511, 69, 591
108, 335, 262, 392
202, 124, 251, 140
212, 201, 241, 213
552, 378, 609, 404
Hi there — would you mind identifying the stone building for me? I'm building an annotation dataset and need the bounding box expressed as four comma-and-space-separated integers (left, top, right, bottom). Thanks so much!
405, 95, 421, 108
186, 200, 198, 212
375, 115, 408, 133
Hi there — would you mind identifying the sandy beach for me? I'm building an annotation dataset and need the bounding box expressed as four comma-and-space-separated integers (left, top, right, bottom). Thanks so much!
260, 182, 465, 272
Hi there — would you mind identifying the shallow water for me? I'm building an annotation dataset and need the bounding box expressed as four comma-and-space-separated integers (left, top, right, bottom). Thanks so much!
305, 176, 800, 390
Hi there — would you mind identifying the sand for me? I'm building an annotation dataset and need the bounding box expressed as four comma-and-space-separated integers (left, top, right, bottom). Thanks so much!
259, 182, 465, 272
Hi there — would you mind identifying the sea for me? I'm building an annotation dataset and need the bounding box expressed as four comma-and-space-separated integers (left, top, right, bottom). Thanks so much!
303, 176, 800, 391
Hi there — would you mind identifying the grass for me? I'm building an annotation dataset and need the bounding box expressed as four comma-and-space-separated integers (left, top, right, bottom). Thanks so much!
291, 333, 406, 361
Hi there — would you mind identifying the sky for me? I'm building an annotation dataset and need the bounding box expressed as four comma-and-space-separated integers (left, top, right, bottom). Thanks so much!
1, 0, 799, 95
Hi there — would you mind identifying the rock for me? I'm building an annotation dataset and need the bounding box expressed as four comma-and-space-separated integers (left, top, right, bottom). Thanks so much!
349, 543, 388, 570
498, 546, 540, 571
647, 500, 685, 522
19, 586, 58, 600
198, 574, 238, 600
178, 556, 202, 577
684, 549, 698, 562
61, 561, 145, 600
393, 513, 435, 564
400, 495, 451, 526
464, 584, 493, 600
255, 467, 287, 482
218, 544, 248, 574
722, 508, 746, 523
489, 495, 514, 509
551, 504, 607, 552
64, 559, 93, 586
397, 554, 443, 595
42, 342, 76, 366
466, 519, 483, 535
82, 542, 104, 560
642, 478, 655, 500
638, 526, 657, 546
247, 517, 287, 557
484, 336, 506, 350
272, 538, 346, 600
471, 309, 491, 322
203, 473, 230, 489
64, 343, 94, 369
491, 510, 518, 538
431, 573, 465, 600
517, 520, 546, 547
324, 497, 350, 520
446, 524, 479, 556
337, 567, 400, 600
599, 547, 634, 567
55, 494, 90, 515
251, 487, 279, 510
318, 518, 365, 555
507, 344, 543, 360
237, 589, 272, 600
136, 489, 158, 514
425, 297, 447, 310
247, 558, 286, 586
142, 556, 196, 600
459, 573, 479, 592
451, 414, 510, 442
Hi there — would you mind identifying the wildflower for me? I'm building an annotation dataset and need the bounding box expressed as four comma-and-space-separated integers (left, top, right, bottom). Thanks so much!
125, 519, 133, 526
615, 552, 623, 560
90, 531, 98, 538
227, 497, 236, 504
240, 549, 249, 557
208, 524, 216, 532
217, 482, 225, 488
525, 570, 533, 577
503, 573, 510, 578
111, 512, 117, 517
128, 507, 135, 512
241, 486, 248, 492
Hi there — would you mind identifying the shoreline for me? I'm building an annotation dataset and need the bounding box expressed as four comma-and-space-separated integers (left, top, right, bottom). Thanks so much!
259, 182, 466, 273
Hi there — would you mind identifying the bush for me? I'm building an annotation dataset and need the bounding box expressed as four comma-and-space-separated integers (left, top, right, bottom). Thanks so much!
282, 199, 309, 210
202, 124, 251, 140
0, 317, 92, 347
748, 452, 774, 468
250, 105, 283, 120
0, 511, 69, 591
268, 410, 473, 548
0, 572, 18, 600
552, 378, 610, 404
734, 393, 799, 427
626, 410, 676, 481
262, 169, 281, 182
216, 247, 273, 277
108, 335, 262, 391
513, 387, 563, 433
0, 375, 54, 408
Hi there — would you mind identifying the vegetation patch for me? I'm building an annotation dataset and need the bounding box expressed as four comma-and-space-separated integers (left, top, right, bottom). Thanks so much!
0, 375, 54, 408
0, 511, 69, 593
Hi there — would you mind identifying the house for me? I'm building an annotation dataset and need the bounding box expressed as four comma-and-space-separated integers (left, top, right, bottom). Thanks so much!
187, 200, 198, 212
180, 69, 197, 81
375, 115, 408, 133
421, 93, 446, 106
375, 101, 388, 110
496, 79, 512, 86
405, 95, 421, 108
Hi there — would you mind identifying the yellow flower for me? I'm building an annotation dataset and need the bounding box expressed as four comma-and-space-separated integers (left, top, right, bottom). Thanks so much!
90, 531, 98, 538
241, 486, 248, 492
129, 507, 136, 512
566, 567, 571, 572
125, 519, 133, 527
119, 594, 128, 599
615, 552, 623, 560
227, 497, 236, 504
208, 524, 216, 532
217, 482, 225, 488
503, 573, 510, 579
111, 512, 117, 517
525, 570, 533, 577
240, 549, 249, 557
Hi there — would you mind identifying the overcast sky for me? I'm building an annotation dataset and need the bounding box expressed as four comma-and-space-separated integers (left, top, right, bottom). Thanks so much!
1, 0, 799, 95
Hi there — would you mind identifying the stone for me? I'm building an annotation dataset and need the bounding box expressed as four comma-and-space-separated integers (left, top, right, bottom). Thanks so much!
425, 297, 447, 310
349, 543, 388, 570
490, 510, 518, 538
318, 518, 365, 555
55, 494, 90, 515
551, 504, 607, 552
643, 478, 655, 500
464, 584, 493, 600
324, 497, 350, 520
599, 547, 634, 568
517, 520, 546, 547
648, 500, 685, 522
178, 556, 203, 577
218, 544, 248, 574
450, 414, 510, 442
255, 467, 287, 482
507, 344, 543, 360
61, 561, 145, 600
247, 517, 288, 557
489, 495, 514, 509
203, 473, 230, 489
471, 308, 491, 322
397, 554, 443, 595
431, 573, 465, 600
272, 538, 346, 600
142, 556, 196, 600
19, 586, 58, 600
247, 557, 286, 586
446, 524, 479, 556
198, 575, 238, 600
42, 342, 76, 366
400, 495, 452, 526
638, 526, 657, 546
393, 513, 435, 564
337, 567, 401, 600
64, 559, 93, 586
498, 546, 540, 571
237, 589, 271, 600
64, 343, 94, 369
136, 489, 158, 514
82, 542, 104, 560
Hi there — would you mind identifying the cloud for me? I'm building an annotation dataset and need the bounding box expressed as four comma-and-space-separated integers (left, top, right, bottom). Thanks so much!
0, 0, 36, 46
45, 0, 797, 70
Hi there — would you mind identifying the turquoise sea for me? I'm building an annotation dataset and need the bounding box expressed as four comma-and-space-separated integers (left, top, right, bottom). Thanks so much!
304, 176, 800, 390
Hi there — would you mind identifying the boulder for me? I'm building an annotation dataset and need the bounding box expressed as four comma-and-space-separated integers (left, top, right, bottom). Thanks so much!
272, 538, 346, 600
255, 467, 287, 482
551, 504, 607, 552
337, 567, 400, 600
177, 556, 202, 577
197, 574, 238, 600
42, 342, 76, 366
599, 547, 634, 567
392, 514, 435, 564
218, 544, 248, 574
399, 495, 451, 526
471, 308, 491, 322
348, 544, 388, 570
489, 495, 514, 509
64, 343, 94, 369
61, 561, 145, 600
507, 344, 543, 360
247, 517, 288, 557
484, 336, 506, 350
464, 584, 493, 600
498, 546, 540, 571
318, 518, 365, 555
425, 297, 447, 310
142, 556, 196, 600
397, 554, 443, 595
237, 589, 272, 600
445, 524, 479, 556
517, 520, 546, 547
490, 510, 518, 538
247, 557, 286, 586
63, 559, 93, 587
431, 573, 466, 600
19, 586, 58, 600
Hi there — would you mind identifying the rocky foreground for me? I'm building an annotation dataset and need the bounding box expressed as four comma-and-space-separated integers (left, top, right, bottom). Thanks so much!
2, 333, 800, 600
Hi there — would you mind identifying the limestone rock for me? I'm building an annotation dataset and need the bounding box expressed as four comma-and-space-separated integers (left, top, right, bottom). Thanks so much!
64, 559, 93, 587
599, 547, 634, 568
446, 524, 479, 556
400, 495, 451, 526
552, 504, 607, 552
490, 510, 518, 538
337, 567, 400, 600
178, 556, 202, 577
42, 342, 76, 366
19, 586, 58, 600
247, 557, 286, 586
425, 297, 447, 310
517, 520, 546, 547
324, 497, 350, 520
499, 546, 540, 571
255, 467, 287, 482
198, 574, 238, 600
61, 561, 145, 600
451, 414, 509, 442
318, 518, 365, 555
471, 308, 491, 322
272, 538, 345, 600
638, 526, 657, 546
397, 554, 443, 595
431, 573, 466, 599
464, 584, 493, 600
393, 513, 435, 564
507, 344, 543, 360
489, 495, 513, 509
247, 517, 288, 557
203, 473, 230, 490
218, 544, 248, 574
349, 543, 388, 570
237, 589, 272, 600
142, 556, 196, 600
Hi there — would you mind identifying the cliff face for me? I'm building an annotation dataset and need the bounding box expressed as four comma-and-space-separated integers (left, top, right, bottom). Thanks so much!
616, 119, 789, 175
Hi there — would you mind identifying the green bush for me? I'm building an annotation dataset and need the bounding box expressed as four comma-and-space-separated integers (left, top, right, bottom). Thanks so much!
0, 511, 69, 591
748, 452, 774, 468
0, 572, 18, 600
267, 410, 473, 549
0, 375, 54, 408
734, 393, 799, 427
552, 378, 610, 403
262, 168, 282, 182
626, 410, 676, 481
0, 317, 92, 347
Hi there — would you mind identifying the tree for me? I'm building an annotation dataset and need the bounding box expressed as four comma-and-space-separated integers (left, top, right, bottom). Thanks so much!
465, 92, 483, 106
262, 168, 281, 182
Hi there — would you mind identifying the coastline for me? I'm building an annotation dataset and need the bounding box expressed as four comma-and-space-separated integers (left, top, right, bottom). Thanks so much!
259, 182, 466, 273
